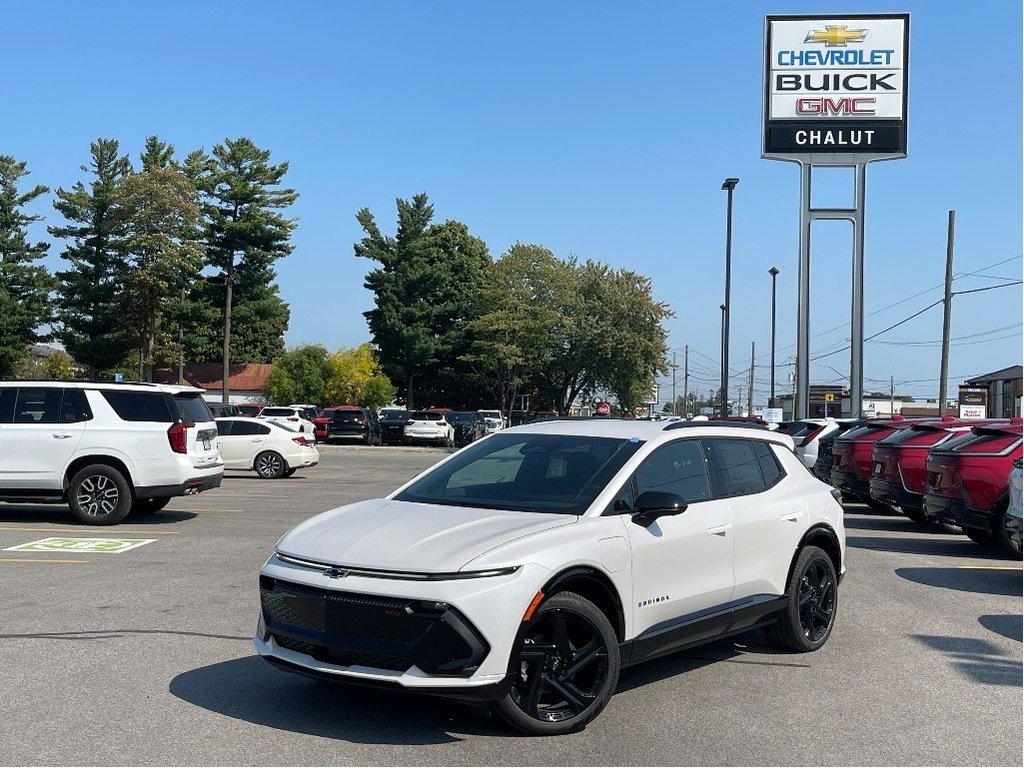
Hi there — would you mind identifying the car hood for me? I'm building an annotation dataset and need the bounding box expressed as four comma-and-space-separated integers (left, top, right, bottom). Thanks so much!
275, 498, 576, 572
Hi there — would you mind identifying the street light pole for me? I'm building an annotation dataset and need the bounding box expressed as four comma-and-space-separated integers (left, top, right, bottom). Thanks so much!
721, 177, 739, 419
719, 304, 727, 415
768, 266, 779, 407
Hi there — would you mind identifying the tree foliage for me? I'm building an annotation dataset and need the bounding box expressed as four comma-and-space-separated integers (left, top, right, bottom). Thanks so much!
111, 166, 204, 381
50, 139, 134, 377
357, 193, 491, 408
186, 137, 297, 364
0, 156, 54, 377
265, 344, 329, 405
324, 343, 395, 407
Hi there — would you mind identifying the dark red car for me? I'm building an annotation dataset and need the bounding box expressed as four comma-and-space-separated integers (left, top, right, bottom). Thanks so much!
922, 418, 1023, 557
869, 417, 995, 524
831, 416, 914, 509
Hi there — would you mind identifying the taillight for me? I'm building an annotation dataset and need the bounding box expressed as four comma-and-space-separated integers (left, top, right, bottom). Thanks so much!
167, 422, 189, 454
292, 437, 313, 446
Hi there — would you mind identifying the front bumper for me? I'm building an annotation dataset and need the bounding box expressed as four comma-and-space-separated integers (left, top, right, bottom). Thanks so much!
254, 554, 547, 691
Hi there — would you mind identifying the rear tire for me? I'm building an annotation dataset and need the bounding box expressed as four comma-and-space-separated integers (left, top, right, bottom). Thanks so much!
769, 545, 838, 652
67, 465, 132, 525
494, 592, 619, 736
131, 496, 171, 515
255, 451, 286, 479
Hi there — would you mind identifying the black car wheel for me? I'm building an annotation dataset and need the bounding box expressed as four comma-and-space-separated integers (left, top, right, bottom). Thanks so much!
995, 503, 1022, 559
255, 451, 286, 479
495, 592, 619, 736
769, 545, 838, 652
67, 465, 132, 525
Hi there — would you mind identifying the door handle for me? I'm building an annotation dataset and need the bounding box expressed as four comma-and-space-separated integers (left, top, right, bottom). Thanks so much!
251, 438, 263, 443
707, 524, 732, 537
52, 433, 74, 439
780, 511, 804, 522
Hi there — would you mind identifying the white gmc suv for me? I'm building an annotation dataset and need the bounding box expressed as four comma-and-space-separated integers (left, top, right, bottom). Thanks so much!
0, 381, 223, 525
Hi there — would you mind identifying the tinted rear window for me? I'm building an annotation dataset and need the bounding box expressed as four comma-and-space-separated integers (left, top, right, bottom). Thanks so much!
261, 408, 293, 417
101, 391, 176, 422
175, 394, 213, 424
409, 411, 442, 421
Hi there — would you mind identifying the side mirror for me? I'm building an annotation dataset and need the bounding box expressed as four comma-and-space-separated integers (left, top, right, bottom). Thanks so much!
631, 491, 688, 528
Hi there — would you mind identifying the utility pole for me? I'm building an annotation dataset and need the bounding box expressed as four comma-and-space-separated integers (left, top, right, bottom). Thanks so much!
938, 210, 955, 416
737, 385, 743, 416
890, 375, 895, 416
683, 346, 689, 417
670, 351, 678, 417
748, 341, 755, 415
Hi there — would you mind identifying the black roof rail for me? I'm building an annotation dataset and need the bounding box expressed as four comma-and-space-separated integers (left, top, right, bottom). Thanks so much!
663, 420, 770, 432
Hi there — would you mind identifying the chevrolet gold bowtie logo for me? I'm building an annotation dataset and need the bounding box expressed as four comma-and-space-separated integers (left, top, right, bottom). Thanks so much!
805, 25, 867, 47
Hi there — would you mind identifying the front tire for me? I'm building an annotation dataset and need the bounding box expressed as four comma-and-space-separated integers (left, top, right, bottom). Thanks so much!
769, 545, 838, 652
254, 451, 286, 479
494, 592, 619, 736
67, 465, 132, 525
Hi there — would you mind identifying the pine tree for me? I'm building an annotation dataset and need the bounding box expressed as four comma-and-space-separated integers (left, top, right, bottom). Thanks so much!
0, 156, 54, 377
186, 138, 297, 383
50, 139, 133, 377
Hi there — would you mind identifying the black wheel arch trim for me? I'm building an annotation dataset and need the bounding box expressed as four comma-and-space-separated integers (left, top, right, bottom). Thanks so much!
788, 524, 843, 590
538, 566, 626, 643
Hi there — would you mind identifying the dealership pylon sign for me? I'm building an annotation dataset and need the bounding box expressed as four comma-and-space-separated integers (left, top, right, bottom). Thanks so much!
763, 13, 909, 160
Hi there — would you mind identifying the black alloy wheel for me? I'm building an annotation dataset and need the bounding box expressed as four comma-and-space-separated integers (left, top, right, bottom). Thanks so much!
996, 503, 1023, 560
769, 545, 838, 652
495, 592, 619, 735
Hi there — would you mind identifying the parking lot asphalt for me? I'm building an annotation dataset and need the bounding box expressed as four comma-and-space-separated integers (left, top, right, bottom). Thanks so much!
0, 444, 1020, 766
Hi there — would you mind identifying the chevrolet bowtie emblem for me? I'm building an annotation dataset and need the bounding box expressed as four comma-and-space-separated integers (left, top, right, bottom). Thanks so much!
805, 25, 867, 47
324, 567, 349, 579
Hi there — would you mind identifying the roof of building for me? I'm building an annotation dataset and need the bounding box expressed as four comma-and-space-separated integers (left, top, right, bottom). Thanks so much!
152, 363, 273, 392
966, 365, 1023, 385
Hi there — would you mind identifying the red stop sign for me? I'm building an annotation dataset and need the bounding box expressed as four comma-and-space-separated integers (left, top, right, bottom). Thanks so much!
596, 402, 610, 416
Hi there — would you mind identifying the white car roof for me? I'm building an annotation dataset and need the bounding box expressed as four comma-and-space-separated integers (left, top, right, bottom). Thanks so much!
507, 418, 795, 449
5, 380, 206, 395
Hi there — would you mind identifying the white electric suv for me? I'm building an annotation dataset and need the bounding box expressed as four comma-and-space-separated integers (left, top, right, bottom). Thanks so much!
255, 418, 845, 735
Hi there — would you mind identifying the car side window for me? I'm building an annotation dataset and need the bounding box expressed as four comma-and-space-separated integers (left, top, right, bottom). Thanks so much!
706, 438, 767, 497
753, 441, 786, 488
232, 421, 264, 436
61, 388, 92, 423
14, 387, 63, 424
0, 388, 13, 423
216, 419, 234, 436
631, 439, 711, 504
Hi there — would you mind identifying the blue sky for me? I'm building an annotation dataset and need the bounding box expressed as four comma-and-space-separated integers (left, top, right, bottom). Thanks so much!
7, 0, 1021, 406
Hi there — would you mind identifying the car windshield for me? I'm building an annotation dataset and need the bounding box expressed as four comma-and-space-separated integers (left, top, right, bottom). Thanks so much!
382, 411, 409, 422
448, 411, 474, 424
479, 411, 501, 420
394, 432, 643, 515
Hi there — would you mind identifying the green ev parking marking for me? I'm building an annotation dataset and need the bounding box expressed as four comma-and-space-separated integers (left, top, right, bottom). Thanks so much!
4, 537, 156, 554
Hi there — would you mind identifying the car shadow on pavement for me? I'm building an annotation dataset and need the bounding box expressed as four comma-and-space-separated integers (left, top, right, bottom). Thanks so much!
848, 534, 1010, 560
842, 514, 944, 534
169, 656, 510, 744
911, 633, 1022, 687
979, 614, 1024, 643
895, 566, 1023, 596
0, 503, 196, 526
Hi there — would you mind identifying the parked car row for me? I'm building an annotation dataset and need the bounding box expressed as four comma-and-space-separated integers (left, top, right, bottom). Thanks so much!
799, 414, 1022, 558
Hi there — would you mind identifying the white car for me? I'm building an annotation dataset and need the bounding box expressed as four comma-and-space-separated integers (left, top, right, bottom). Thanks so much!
476, 409, 505, 434
0, 380, 223, 525
786, 417, 860, 469
403, 409, 455, 447
215, 417, 319, 479
1007, 458, 1022, 555
255, 419, 845, 735
257, 406, 316, 437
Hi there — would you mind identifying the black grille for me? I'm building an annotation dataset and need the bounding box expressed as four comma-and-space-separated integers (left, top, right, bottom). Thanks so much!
261, 579, 489, 677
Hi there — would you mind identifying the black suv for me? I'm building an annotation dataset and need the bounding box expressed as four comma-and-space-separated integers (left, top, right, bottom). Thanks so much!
380, 409, 410, 445
446, 410, 477, 447
325, 406, 381, 445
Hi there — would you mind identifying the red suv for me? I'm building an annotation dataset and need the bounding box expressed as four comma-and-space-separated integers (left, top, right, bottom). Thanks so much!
869, 417, 998, 525
831, 416, 914, 509
923, 418, 1023, 557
